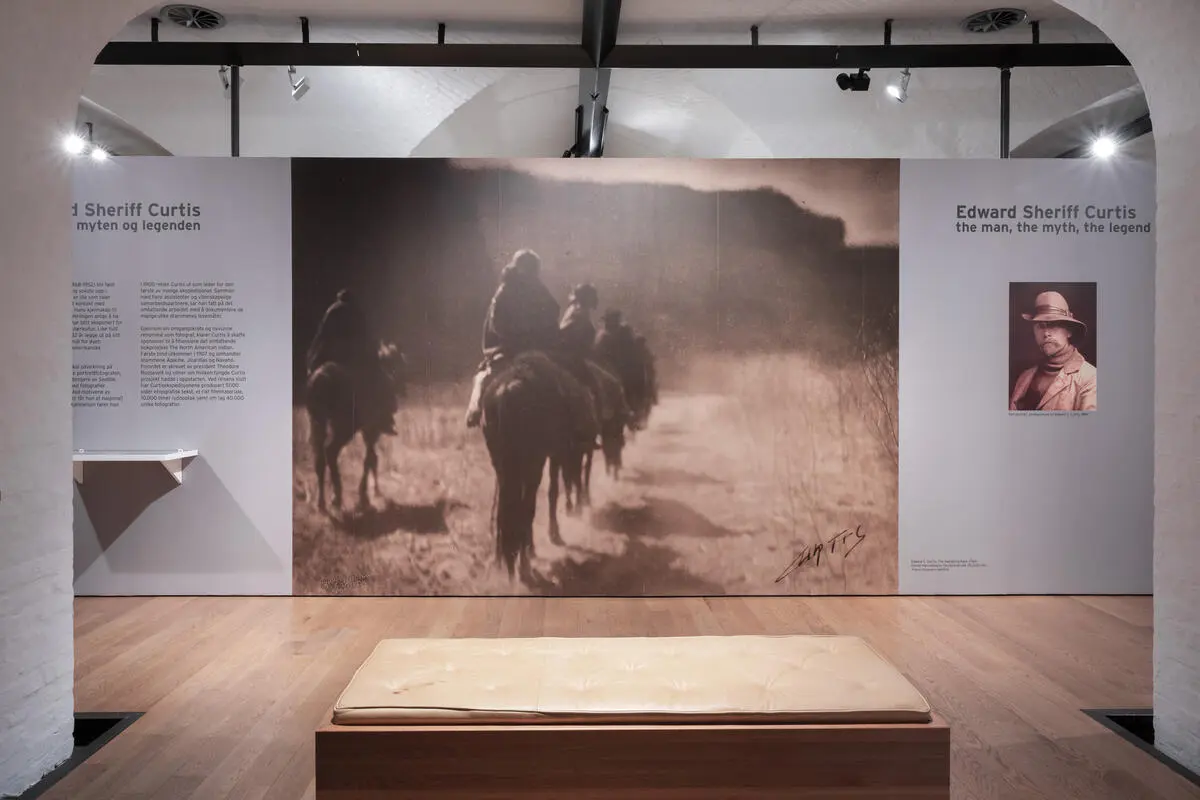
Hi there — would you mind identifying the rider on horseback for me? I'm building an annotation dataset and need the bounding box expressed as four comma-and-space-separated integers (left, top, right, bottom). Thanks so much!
594, 308, 651, 428
465, 250, 597, 449
634, 333, 659, 410
307, 287, 397, 435
559, 283, 622, 430
559, 283, 599, 357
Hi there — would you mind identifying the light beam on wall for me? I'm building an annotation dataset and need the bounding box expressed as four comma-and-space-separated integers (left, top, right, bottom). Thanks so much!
887, 69, 912, 103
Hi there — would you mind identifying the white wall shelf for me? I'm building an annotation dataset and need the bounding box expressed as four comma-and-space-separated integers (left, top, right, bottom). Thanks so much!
72, 449, 199, 485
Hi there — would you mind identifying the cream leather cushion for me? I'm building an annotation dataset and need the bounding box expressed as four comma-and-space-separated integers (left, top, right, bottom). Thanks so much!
332, 635, 933, 725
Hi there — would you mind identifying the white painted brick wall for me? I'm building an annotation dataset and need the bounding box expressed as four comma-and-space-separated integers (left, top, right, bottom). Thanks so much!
0, 3, 91, 794
1062, 0, 1200, 775
0, 175, 76, 795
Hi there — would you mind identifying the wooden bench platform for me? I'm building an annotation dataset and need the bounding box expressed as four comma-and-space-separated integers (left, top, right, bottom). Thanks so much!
315, 635, 950, 799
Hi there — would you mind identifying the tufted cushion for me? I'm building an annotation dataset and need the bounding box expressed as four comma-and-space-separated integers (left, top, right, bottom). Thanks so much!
331, 635, 933, 725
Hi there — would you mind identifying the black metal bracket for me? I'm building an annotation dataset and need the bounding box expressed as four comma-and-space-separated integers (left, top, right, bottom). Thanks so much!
884, 19, 893, 46
230, 64, 240, 157
94, 41, 1129, 69
573, 0, 621, 157
437, 23, 446, 45
751, 25, 759, 46
599, 106, 610, 155
150, 17, 159, 43
1000, 66, 1012, 158
1031, 20, 1041, 45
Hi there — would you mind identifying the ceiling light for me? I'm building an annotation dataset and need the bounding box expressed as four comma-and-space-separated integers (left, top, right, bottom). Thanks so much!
836, 68, 871, 92
887, 68, 912, 103
89, 146, 109, 162
63, 133, 87, 155
219, 65, 244, 100
288, 66, 310, 101
1090, 135, 1118, 159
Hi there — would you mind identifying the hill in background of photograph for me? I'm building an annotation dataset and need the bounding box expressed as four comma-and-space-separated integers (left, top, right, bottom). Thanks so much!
291, 158, 897, 395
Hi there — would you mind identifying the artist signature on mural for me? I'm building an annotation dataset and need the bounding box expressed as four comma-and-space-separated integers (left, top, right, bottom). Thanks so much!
774, 525, 866, 583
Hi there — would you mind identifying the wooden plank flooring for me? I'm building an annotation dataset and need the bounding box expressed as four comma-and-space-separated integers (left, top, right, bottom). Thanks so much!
43, 595, 1199, 800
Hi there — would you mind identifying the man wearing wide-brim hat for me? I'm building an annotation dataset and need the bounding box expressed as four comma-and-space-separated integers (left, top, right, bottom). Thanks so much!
1009, 290, 1097, 411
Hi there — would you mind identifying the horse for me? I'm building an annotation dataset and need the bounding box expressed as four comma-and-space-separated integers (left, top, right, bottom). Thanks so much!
480, 351, 581, 581
592, 363, 632, 480
306, 341, 407, 513
619, 344, 658, 433
630, 342, 659, 431
547, 361, 629, 541
593, 343, 656, 443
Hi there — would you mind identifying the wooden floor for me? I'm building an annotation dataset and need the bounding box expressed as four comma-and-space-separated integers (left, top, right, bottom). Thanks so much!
45, 595, 1198, 800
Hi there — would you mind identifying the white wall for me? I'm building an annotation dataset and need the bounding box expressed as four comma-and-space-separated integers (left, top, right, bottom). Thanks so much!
70, 157, 295, 597
0, 0, 1196, 794
0, 6, 97, 794
1059, 0, 1200, 776
898, 158, 1155, 595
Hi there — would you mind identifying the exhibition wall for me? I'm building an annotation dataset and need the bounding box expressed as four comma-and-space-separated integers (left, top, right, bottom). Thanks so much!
900, 159, 1154, 594
70, 155, 1154, 597
71, 158, 294, 595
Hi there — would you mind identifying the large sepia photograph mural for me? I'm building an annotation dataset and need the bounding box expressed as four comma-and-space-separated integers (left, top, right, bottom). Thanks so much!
291, 157, 900, 596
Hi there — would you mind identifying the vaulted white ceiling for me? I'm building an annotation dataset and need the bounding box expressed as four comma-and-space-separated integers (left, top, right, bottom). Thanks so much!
80, 0, 1147, 161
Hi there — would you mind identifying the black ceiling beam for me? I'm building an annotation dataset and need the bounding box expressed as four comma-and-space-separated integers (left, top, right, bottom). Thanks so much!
575, 0, 622, 157
94, 41, 1129, 70
601, 42, 1129, 69
1056, 112, 1154, 158
583, 0, 621, 64
95, 42, 593, 68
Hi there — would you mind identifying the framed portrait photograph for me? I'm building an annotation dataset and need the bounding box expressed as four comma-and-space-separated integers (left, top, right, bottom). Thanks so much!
1008, 281, 1097, 413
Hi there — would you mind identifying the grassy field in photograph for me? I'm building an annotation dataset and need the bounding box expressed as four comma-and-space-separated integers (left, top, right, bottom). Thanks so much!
292, 351, 898, 596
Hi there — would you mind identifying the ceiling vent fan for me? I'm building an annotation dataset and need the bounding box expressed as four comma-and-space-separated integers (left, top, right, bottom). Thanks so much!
160, 4, 226, 31
962, 7, 1029, 33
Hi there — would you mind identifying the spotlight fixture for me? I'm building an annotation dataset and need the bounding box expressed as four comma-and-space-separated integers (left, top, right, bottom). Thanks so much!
218, 65, 244, 100
62, 133, 87, 156
836, 68, 871, 92
62, 123, 112, 160
1090, 135, 1118, 159
886, 68, 912, 103
288, 66, 310, 101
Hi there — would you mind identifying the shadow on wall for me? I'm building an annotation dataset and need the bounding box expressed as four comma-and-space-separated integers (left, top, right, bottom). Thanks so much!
73, 457, 282, 581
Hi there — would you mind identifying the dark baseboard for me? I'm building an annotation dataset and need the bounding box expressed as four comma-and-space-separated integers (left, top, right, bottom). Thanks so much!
12, 712, 143, 800
1083, 708, 1200, 788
